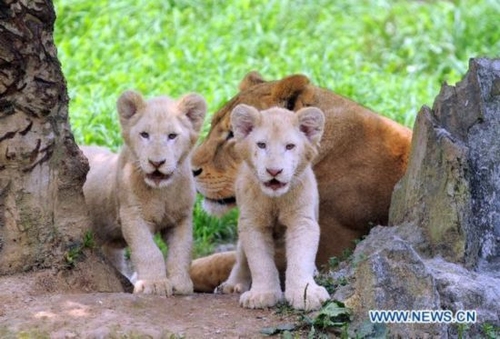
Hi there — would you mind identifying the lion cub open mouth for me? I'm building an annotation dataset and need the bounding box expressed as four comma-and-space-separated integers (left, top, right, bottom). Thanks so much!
146, 170, 172, 186
263, 179, 287, 191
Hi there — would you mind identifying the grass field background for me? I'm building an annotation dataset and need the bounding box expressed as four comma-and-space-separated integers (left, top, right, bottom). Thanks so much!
53, 0, 499, 256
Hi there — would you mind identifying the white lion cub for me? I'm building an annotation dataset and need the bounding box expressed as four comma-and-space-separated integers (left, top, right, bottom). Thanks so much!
218, 104, 330, 310
81, 90, 206, 296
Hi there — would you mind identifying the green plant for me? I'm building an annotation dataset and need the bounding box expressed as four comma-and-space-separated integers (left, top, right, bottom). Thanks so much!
53, 0, 500, 255
17, 330, 50, 339
265, 300, 351, 338
301, 300, 351, 338
64, 243, 83, 268
315, 274, 348, 295
63, 230, 97, 267
82, 230, 96, 249
192, 197, 238, 257
152, 197, 238, 258
457, 322, 470, 339
482, 322, 500, 339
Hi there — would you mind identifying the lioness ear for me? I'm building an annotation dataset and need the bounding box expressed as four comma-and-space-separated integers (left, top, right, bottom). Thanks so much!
231, 104, 260, 141
239, 71, 266, 91
297, 107, 325, 144
178, 93, 207, 133
117, 90, 145, 121
271, 74, 310, 111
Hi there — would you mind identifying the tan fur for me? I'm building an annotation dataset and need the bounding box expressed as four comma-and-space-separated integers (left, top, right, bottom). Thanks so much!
190, 72, 412, 292
216, 105, 329, 311
81, 90, 206, 296
189, 251, 236, 292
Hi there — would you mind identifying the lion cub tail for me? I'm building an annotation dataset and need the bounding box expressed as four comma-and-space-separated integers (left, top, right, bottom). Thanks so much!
190, 251, 236, 292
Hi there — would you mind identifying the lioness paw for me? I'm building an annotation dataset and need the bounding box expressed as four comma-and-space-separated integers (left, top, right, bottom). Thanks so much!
285, 283, 330, 311
239, 289, 283, 309
134, 278, 173, 296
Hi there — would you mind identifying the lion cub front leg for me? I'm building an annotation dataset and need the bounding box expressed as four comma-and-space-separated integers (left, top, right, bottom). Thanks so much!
163, 215, 194, 295
238, 225, 283, 309
216, 240, 251, 294
102, 244, 136, 283
121, 208, 172, 296
284, 218, 330, 311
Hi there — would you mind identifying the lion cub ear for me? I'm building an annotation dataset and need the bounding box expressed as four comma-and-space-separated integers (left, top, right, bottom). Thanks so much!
231, 104, 260, 141
178, 93, 207, 133
117, 90, 146, 123
297, 107, 325, 145
271, 74, 310, 111
239, 71, 266, 91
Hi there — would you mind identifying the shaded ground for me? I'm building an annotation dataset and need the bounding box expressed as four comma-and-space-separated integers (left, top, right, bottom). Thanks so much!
0, 273, 302, 338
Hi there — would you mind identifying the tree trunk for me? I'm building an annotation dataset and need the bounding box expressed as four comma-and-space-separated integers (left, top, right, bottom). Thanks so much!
0, 0, 123, 291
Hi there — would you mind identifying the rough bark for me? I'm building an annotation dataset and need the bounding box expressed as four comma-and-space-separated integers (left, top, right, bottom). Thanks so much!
0, 0, 122, 291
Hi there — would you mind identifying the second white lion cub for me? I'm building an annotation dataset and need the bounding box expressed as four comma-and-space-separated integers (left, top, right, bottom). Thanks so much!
218, 104, 330, 311
81, 90, 206, 296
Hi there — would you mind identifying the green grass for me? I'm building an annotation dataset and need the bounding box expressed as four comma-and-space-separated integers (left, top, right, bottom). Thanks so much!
53, 0, 500, 256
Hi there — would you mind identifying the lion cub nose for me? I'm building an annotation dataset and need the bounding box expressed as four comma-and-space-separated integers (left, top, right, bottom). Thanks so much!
266, 168, 283, 177
149, 159, 166, 168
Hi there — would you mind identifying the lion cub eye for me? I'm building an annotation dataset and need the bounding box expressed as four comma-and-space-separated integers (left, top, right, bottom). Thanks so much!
257, 142, 266, 149
226, 130, 234, 140
168, 133, 178, 140
140, 131, 149, 139
285, 144, 295, 150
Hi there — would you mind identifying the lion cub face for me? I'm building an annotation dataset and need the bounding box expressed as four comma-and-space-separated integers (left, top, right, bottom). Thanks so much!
117, 90, 206, 188
231, 105, 324, 197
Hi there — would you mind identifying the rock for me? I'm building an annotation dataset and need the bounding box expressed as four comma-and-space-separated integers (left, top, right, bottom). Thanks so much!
333, 58, 500, 338
389, 105, 470, 264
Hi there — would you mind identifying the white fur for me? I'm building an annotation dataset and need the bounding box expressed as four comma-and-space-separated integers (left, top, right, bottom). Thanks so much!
81, 90, 206, 296
217, 105, 330, 311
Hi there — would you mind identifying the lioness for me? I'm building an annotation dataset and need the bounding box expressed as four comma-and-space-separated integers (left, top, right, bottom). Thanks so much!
217, 104, 329, 311
190, 72, 412, 292
81, 90, 206, 296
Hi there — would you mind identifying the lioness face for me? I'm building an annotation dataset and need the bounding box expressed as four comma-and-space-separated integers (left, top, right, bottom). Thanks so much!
192, 72, 315, 214
231, 105, 324, 197
117, 90, 206, 188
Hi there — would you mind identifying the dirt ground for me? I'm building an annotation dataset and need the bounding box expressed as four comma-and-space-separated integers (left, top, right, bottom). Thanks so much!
0, 272, 304, 339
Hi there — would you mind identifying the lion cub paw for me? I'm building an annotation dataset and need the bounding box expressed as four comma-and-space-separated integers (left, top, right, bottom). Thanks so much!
171, 276, 194, 295
285, 283, 330, 311
239, 289, 283, 309
134, 278, 173, 296
215, 281, 250, 294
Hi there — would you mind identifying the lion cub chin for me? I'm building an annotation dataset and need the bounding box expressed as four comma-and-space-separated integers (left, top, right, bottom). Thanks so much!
81, 90, 206, 296
217, 104, 330, 311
